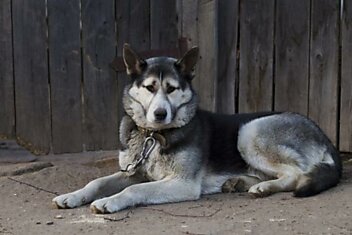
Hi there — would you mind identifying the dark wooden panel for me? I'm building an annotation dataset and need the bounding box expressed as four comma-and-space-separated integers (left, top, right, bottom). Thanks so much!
216, 0, 239, 114
116, 0, 150, 139
197, 0, 218, 111
275, 0, 310, 115
340, 0, 352, 151
48, 0, 82, 153
12, 0, 51, 154
82, 0, 117, 150
309, 0, 339, 145
150, 0, 178, 49
239, 0, 275, 113
0, 0, 15, 139
176, 0, 200, 93
177, 0, 199, 48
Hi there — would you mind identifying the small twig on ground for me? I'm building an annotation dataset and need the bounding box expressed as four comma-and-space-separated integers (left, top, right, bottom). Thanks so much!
140, 207, 221, 218
7, 177, 59, 196
103, 210, 133, 222
181, 232, 206, 235
187, 204, 204, 209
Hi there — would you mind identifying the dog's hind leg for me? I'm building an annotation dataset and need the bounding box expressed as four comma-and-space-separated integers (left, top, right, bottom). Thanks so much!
53, 172, 144, 209
238, 144, 303, 197
247, 165, 301, 197
237, 121, 304, 197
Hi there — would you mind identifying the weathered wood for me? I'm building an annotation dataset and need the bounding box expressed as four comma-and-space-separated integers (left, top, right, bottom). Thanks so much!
150, 0, 178, 49
82, 0, 117, 150
340, 0, 352, 152
239, 0, 275, 113
0, 0, 15, 139
177, 0, 199, 49
4, 0, 351, 154
197, 0, 218, 111
275, 0, 310, 115
176, 0, 200, 93
216, 0, 239, 114
12, 0, 51, 154
116, 0, 150, 144
309, 0, 339, 145
47, 0, 82, 153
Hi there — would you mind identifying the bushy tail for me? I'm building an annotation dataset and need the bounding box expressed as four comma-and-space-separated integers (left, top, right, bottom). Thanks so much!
294, 151, 342, 197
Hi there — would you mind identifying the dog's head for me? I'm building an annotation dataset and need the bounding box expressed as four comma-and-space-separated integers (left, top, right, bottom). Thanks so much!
122, 44, 199, 130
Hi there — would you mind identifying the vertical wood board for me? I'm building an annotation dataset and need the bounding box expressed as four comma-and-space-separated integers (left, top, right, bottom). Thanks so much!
309, 0, 339, 144
82, 0, 117, 150
275, 0, 310, 115
150, 0, 178, 49
197, 0, 218, 111
340, 0, 352, 151
176, 0, 200, 94
0, 0, 15, 138
216, 0, 239, 114
12, 0, 51, 154
239, 0, 275, 113
48, 0, 82, 153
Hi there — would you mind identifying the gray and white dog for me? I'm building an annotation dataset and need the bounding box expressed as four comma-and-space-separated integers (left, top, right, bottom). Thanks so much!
53, 44, 342, 214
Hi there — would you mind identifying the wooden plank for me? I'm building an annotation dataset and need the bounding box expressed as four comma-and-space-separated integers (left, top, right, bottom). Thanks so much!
47, 0, 82, 153
12, 0, 51, 154
216, 0, 239, 114
0, 0, 15, 139
150, 0, 178, 49
274, 0, 310, 115
116, 0, 150, 139
238, 0, 275, 113
340, 0, 352, 152
176, 0, 200, 94
197, 0, 218, 111
82, 0, 117, 151
177, 0, 199, 49
309, 0, 339, 145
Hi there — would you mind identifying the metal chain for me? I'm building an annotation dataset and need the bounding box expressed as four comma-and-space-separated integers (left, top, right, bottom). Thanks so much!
120, 132, 156, 174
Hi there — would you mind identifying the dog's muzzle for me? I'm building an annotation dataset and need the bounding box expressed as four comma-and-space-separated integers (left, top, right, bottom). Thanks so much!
154, 108, 167, 122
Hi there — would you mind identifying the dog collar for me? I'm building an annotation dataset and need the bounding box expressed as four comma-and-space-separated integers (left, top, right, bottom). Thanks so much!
137, 127, 167, 147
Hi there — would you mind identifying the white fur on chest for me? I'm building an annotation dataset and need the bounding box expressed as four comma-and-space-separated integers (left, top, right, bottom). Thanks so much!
142, 143, 173, 180
118, 143, 173, 181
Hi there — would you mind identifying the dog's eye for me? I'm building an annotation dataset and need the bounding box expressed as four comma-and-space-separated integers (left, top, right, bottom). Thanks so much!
166, 86, 177, 94
144, 85, 155, 93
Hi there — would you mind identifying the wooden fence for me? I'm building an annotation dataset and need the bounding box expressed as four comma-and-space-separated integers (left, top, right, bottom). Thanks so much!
0, 0, 351, 154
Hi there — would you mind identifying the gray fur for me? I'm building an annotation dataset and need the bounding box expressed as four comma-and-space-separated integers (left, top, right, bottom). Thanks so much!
53, 46, 341, 214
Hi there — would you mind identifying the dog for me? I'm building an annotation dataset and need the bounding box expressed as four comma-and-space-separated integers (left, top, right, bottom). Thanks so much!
53, 44, 342, 214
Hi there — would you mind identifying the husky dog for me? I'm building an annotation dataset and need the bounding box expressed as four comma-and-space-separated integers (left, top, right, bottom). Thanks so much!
53, 44, 342, 214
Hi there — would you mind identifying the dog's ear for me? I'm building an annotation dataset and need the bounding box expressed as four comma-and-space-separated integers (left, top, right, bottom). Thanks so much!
123, 43, 146, 75
175, 47, 199, 77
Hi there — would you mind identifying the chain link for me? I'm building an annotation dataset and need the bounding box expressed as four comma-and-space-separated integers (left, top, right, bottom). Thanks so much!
120, 133, 156, 174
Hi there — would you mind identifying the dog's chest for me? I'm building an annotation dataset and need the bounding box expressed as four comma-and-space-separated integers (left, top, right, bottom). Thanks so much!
122, 131, 173, 180
142, 147, 174, 180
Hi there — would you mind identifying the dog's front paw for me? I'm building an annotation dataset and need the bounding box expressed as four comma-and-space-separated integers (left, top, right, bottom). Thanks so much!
52, 193, 87, 209
248, 182, 272, 198
90, 198, 124, 214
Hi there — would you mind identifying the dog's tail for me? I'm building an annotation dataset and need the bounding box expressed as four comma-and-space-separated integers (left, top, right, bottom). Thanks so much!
294, 149, 342, 197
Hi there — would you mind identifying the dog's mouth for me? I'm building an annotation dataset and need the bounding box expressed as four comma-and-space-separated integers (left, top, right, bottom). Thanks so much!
148, 116, 173, 126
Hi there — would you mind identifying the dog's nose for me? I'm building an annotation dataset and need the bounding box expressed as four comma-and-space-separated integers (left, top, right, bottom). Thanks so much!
154, 108, 167, 121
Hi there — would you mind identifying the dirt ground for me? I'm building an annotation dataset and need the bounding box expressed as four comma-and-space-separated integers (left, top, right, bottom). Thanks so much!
1, 140, 352, 235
